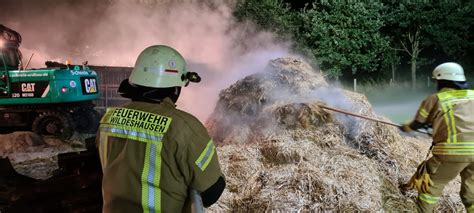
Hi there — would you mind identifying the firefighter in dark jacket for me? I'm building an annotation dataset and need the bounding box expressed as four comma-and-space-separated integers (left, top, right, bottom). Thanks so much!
401, 62, 474, 212
96, 45, 225, 212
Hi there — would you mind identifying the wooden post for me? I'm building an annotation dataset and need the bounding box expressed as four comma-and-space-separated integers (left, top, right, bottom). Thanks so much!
104, 74, 109, 109
353, 79, 357, 92
105, 84, 108, 109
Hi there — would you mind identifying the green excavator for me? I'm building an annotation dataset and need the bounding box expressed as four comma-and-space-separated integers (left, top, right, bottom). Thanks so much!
0, 24, 100, 139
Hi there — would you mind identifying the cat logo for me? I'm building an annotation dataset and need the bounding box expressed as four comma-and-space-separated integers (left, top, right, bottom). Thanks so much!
84, 78, 97, 93
21, 83, 36, 92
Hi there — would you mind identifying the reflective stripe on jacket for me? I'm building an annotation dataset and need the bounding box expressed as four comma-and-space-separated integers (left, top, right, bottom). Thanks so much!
413, 89, 474, 157
97, 98, 223, 213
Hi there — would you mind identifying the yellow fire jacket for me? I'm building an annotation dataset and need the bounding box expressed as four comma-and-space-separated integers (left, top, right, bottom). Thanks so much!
96, 98, 223, 212
412, 88, 474, 161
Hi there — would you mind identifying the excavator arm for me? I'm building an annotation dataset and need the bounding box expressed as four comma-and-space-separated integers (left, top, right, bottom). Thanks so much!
0, 24, 22, 48
0, 24, 22, 70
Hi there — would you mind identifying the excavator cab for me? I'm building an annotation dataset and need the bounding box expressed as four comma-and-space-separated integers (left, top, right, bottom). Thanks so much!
0, 24, 22, 98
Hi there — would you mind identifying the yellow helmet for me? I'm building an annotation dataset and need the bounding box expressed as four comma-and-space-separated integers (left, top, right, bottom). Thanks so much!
432, 62, 466, 82
129, 45, 199, 88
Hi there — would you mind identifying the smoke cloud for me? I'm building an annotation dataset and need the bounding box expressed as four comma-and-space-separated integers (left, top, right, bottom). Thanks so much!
0, 0, 290, 121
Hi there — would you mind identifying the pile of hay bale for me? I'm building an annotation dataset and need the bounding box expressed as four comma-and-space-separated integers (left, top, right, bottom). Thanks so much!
0, 132, 88, 180
207, 58, 463, 212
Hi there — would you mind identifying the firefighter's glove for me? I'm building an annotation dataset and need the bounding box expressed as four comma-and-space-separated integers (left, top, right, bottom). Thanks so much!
399, 124, 412, 133
407, 161, 433, 193
408, 173, 433, 193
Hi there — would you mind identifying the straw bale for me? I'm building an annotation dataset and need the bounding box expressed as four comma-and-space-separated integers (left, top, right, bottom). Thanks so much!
0, 131, 44, 157
207, 57, 463, 212
0, 132, 88, 180
272, 102, 333, 129
212, 133, 384, 211
207, 58, 328, 145
215, 58, 327, 116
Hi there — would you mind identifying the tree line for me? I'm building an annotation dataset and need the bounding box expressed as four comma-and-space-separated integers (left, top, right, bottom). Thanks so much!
234, 0, 474, 87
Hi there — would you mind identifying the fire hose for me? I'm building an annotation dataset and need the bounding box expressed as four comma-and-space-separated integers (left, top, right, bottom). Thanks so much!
319, 105, 430, 135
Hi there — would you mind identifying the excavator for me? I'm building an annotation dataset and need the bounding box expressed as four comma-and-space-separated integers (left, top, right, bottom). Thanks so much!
0, 24, 100, 139
0, 24, 103, 211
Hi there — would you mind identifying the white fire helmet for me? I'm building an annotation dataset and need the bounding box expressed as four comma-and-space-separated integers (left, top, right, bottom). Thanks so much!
129, 45, 190, 88
432, 62, 466, 82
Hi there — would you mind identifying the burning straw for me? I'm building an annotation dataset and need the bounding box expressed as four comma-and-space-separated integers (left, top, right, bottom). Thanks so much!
207, 58, 463, 212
